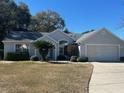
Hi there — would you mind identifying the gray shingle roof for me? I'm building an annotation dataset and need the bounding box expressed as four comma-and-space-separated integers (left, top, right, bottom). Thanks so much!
3, 31, 43, 41
76, 28, 103, 43
3, 30, 77, 42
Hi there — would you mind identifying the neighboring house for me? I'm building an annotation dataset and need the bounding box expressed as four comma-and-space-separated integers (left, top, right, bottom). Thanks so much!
2, 28, 124, 61
77, 28, 124, 61
2, 30, 74, 60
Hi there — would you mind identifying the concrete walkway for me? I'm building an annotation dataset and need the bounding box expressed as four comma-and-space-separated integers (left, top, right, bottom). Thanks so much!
89, 62, 124, 93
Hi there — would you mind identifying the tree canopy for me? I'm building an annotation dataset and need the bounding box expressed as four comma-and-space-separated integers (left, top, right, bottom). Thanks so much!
0, 0, 31, 38
28, 10, 65, 32
0, 0, 66, 39
17, 2, 31, 30
0, 0, 18, 37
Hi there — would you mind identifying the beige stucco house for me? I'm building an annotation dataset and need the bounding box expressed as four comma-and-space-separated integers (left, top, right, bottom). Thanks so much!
2, 28, 124, 61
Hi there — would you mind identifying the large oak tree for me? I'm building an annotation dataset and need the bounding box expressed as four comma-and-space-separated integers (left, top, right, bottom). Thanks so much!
28, 10, 65, 32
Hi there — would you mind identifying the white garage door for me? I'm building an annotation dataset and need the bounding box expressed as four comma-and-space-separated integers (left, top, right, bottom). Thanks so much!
87, 45, 119, 61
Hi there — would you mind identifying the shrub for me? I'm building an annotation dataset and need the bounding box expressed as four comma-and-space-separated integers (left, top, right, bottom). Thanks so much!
30, 55, 39, 61
77, 57, 88, 62
45, 55, 51, 62
66, 44, 79, 57
33, 40, 54, 61
5, 52, 29, 61
120, 57, 124, 61
70, 56, 77, 62
57, 55, 66, 61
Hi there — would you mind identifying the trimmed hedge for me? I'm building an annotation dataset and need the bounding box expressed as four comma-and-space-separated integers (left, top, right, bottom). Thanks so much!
57, 55, 66, 61
30, 55, 39, 61
77, 57, 88, 62
70, 56, 77, 62
120, 57, 124, 61
5, 52, 29, 61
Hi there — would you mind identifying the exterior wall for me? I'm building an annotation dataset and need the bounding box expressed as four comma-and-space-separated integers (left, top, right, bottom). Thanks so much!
79, 30, 124, 58
3, 41, 30, 59
4, 42, 15, 58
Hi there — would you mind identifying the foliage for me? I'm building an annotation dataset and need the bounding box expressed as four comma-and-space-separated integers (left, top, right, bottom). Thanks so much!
0, 0, 18, 37
0, 0, 31, 39
33, 40, 53, 61
63, 28, 71, 34
120, 57, 124, 61
30, 55, 40, 61
77, 57, 88, 62
0, 42, 4, 59
17, 2, 31, 29
70, 56, 77, 62
0, 1, 66, 39
5, 52, 29, 61
67, 44, 79, 57
57, 55, 67, 61
28, 10, 65, 32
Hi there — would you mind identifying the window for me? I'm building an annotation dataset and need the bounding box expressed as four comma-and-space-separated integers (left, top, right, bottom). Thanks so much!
59, 40, 68, 45
59, 40, 68, 55
15, 44, 28, 52
59, 47, 64, 55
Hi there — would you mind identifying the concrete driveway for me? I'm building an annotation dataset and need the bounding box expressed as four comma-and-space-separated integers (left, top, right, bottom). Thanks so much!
89, 62, 124, 93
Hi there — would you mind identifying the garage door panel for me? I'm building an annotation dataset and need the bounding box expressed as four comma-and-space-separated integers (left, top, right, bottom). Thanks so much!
87, 45, 119, 61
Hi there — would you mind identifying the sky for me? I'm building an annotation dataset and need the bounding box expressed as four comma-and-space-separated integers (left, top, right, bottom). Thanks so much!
15, 0, 124, 39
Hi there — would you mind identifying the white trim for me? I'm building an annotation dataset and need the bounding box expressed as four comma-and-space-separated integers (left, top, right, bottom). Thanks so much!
47, 35, 58, 43
58, 39, 68, 55
34, 35, 58, 44
54, 45, 57, 60
2, 40, 31, 43
14, 43, 16, 52
58, 39, 69, 43
85, 44, 87, 57
34, 49, 37, 56
85, 44, 120, 60
119, 44, 121, 58
50, 30, 74, 40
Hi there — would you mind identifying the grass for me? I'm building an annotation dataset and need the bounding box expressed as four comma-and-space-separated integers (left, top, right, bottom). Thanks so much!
0, 62, 93, 93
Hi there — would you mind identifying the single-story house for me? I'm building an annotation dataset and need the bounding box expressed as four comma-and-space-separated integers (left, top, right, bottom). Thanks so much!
2, 30, 75, 60
2, 28, 124, 61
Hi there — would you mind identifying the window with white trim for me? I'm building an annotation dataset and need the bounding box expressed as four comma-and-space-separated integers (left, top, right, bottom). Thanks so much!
59, 40, 68, 55
15, 44, 28, 52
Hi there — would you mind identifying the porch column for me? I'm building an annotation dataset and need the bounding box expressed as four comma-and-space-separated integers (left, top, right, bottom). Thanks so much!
34, 49, 37, 56
55, 45, 57, 60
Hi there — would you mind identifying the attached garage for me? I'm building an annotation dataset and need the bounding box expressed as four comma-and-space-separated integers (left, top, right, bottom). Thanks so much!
86, 44, 120, 61
77, 28, 124, 62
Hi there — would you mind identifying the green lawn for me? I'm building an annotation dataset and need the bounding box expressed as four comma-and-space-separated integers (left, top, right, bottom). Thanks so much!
0, 62, 93, 93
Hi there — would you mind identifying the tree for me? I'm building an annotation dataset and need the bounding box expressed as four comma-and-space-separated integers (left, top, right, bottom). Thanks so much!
17, 2, 31, 30
33, 40, 54, 61
0, 0, 18, 38
28, 10, 65, 32
63, 28, 71, 34
66, 44, 79, 57
0, 0, 32, 37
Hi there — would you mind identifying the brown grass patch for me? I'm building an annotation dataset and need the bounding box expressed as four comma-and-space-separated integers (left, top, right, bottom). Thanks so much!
0, 62, 93, 93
